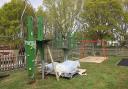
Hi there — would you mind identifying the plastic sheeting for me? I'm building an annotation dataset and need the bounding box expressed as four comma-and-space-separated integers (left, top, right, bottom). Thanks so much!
45, 60, 80, 78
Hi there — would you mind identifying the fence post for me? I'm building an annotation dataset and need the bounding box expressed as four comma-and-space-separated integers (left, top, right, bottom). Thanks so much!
0, 56, 2, 71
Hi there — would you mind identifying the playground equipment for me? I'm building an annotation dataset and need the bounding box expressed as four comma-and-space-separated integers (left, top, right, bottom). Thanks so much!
24, 15, 78, 81
25, 16, 59, 81
53, 31, 77, 61
20, 0, 78, 80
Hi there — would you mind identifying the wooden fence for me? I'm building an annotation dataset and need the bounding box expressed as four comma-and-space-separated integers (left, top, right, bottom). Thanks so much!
0, 55, 26, 71
0, 48, 64, 72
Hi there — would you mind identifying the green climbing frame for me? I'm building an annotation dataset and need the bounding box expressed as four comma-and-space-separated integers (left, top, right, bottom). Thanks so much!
25, 16, 44, 80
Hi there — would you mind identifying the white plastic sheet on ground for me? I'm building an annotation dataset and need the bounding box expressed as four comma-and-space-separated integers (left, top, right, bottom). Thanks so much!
45, 60, 80, 78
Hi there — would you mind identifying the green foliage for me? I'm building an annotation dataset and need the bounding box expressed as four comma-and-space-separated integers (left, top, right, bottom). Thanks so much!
0, 0, 35, 48
1, 0, 128, 47
42, 0, 83, 37
81, 0, 123, 40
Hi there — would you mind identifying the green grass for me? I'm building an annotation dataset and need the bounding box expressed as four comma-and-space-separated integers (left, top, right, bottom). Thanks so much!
0, 56, 128, 89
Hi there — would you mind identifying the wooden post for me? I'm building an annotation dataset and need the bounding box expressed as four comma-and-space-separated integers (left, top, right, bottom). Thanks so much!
0, 56, 1, 71
47, 45, 59, 81
3, 55, 5, 71
102, 40, 106, 57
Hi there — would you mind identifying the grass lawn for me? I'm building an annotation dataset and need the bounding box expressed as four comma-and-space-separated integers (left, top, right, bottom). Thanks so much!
0, 56, 128, 89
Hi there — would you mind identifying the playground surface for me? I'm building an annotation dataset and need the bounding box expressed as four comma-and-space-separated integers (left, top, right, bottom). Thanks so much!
0, 56, 128, 89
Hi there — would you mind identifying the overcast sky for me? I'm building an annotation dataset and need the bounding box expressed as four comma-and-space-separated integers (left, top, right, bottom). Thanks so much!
0, 0, 42, 10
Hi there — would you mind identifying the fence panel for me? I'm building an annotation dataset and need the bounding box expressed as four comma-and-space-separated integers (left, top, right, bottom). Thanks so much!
0, 55, 26, 72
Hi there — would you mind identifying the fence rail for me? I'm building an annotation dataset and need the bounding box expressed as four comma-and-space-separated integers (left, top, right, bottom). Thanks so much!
0, 55, 26, 71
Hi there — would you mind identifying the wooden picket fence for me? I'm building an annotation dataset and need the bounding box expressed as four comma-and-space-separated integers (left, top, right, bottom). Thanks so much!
0, 55, 26, 71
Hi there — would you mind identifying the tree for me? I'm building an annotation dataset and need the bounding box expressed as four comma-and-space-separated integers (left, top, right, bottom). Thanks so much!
81, 0, 123, 41
0, 0, 35, 48
42, 0, 83, 39
119, 0, 128, 47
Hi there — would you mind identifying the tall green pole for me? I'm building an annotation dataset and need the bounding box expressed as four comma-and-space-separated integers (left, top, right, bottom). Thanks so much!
37, 16, 43, 41
36, 16, 44, 79
25, 16, 36, 81
27, 16, 34, 41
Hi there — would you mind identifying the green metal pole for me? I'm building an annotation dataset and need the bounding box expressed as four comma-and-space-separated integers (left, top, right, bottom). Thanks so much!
37, 16, 45, 79
27, 16, 34, 41
25, 16, 36, 81
37, 16, 43, 41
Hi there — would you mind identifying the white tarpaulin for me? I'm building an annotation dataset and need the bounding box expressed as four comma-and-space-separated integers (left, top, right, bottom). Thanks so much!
45, 60, 80, 78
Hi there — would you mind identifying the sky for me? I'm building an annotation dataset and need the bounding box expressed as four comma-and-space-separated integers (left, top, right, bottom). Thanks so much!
29, 0, 42, 10
0, 0, 42, 10
0, 0, 11, 7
